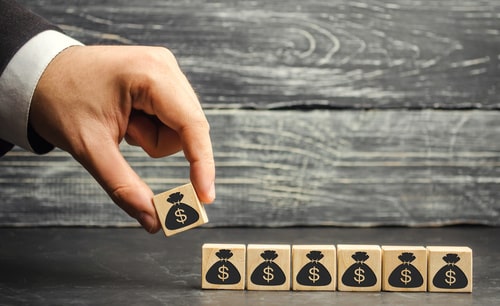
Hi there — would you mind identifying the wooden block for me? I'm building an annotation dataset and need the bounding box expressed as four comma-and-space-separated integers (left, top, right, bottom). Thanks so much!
427, 246, 473, 293
381, 246, 427, 291
337, 244, 382, 291
152, 183, 208, 237
292, 245, 336, 291
201, 243, 246, 290
247, 244, 291, 290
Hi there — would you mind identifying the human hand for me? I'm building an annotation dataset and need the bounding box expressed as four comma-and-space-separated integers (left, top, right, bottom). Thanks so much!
30, 45, 216, 233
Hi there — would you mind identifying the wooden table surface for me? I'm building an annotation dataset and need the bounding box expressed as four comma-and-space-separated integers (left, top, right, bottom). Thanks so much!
0, 227, 498, 305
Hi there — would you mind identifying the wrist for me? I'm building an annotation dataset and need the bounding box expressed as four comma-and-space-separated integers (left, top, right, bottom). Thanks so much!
0, 30, 82, 153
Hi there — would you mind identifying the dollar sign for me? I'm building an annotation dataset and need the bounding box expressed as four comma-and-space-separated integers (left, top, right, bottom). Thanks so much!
217, 265, 229, 282
400, 268, 412, 285
445, 269, 456, 286
308, 266, 320, 284
174, 208, 187, 224
263, 265, 274, 283
354, 267, 365, 284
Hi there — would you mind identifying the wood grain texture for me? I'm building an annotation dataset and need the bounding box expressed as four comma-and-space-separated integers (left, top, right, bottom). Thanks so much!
3, 0, 499, 227
1, 110, 499, 227
20, 0, 500, 110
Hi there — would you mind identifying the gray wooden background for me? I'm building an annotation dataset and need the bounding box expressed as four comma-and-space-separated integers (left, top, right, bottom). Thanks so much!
1, 0, 499, 227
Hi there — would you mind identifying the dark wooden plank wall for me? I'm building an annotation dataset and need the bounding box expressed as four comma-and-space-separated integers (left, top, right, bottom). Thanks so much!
1, 0, 499, 227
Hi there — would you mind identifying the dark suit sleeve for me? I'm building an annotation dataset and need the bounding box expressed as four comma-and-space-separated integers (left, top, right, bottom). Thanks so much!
0, 0, 59, 156
0, 0, 58, 74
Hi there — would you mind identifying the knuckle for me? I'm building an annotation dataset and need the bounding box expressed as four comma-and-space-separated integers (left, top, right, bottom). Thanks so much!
110, 184, 131, 205
184, 117, 211, 138
133, 47, 178, 73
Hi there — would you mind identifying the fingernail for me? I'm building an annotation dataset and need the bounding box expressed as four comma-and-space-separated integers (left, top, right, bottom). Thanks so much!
208, 181, 216, 202
138, 213, 155, 233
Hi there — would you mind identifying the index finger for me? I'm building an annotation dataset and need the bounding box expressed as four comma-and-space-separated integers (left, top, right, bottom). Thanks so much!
140, 49, 216, 203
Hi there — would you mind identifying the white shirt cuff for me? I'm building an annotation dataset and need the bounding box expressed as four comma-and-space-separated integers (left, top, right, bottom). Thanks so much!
0, 30, 83, 152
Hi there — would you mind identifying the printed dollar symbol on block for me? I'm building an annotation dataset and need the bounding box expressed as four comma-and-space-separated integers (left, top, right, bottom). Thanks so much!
388, 252, 424, 288
400, 268, 411, 285
309, 267, 320, 283
202, 244, 246, 290
205, 249, 241, 285
296, 251, 332, 286
354, 266, 365, 284
263, 266, 274, 282
153, 183, 208, 237
432, 253, 468, 289
174, 207, 187, 224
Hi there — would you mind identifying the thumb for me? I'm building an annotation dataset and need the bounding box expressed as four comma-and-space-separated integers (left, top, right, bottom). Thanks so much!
75, 136, 160, 233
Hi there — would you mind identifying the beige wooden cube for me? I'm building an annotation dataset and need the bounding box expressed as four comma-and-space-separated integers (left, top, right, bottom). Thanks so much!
201, 244, 246, 290
152, 183, 208, 237
292, 245, 336, 291
247, 244, 291, 290
337, 244, 381, 291
381, 246, 427, 291
427, 246, 472, 293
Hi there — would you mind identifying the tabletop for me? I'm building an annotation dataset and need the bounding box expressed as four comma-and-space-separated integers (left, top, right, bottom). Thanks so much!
0, 226, 498, 305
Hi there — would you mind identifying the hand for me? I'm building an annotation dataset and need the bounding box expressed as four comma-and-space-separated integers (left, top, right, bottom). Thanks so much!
30, 45, 216, 233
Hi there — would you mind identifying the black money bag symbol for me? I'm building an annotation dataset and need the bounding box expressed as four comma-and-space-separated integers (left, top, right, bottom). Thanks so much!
165, 192, 199, 230
250, 250, 286, 286
388, 252, 424, 288
296, 250, 332, 286
206, 249, 241, 285
432, 253, 468, 289
341, 251, 377, 287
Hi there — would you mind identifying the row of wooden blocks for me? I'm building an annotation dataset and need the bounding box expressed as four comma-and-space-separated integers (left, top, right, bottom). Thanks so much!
201, 244, 472, 292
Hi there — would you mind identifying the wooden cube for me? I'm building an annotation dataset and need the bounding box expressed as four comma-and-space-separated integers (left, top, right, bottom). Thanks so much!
247, 244, 291, 290
201, 244, 246, 290
337, 244, 381, 291
292, 245, 336, 291
152, 183, 208, 237
427, 246, 473, 293
381, 246, 427, 291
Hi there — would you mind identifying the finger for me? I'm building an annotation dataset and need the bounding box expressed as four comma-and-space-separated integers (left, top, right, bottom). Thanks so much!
126, 111, 182, 158
124, 135, 140, 147
135, 52, 216, 203
151, 83, 216, 204
75, 134, 161, 233
180, 121, 216, 204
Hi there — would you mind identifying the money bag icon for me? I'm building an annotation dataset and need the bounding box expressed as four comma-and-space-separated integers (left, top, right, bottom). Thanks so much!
296, 251, 332, 286
341, 251, 377, 287
250, 250, 286, 285
388, 252, 424, 288
164, 192, 199, 230
206, 249, 241, 285
432, 253, 468, 289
